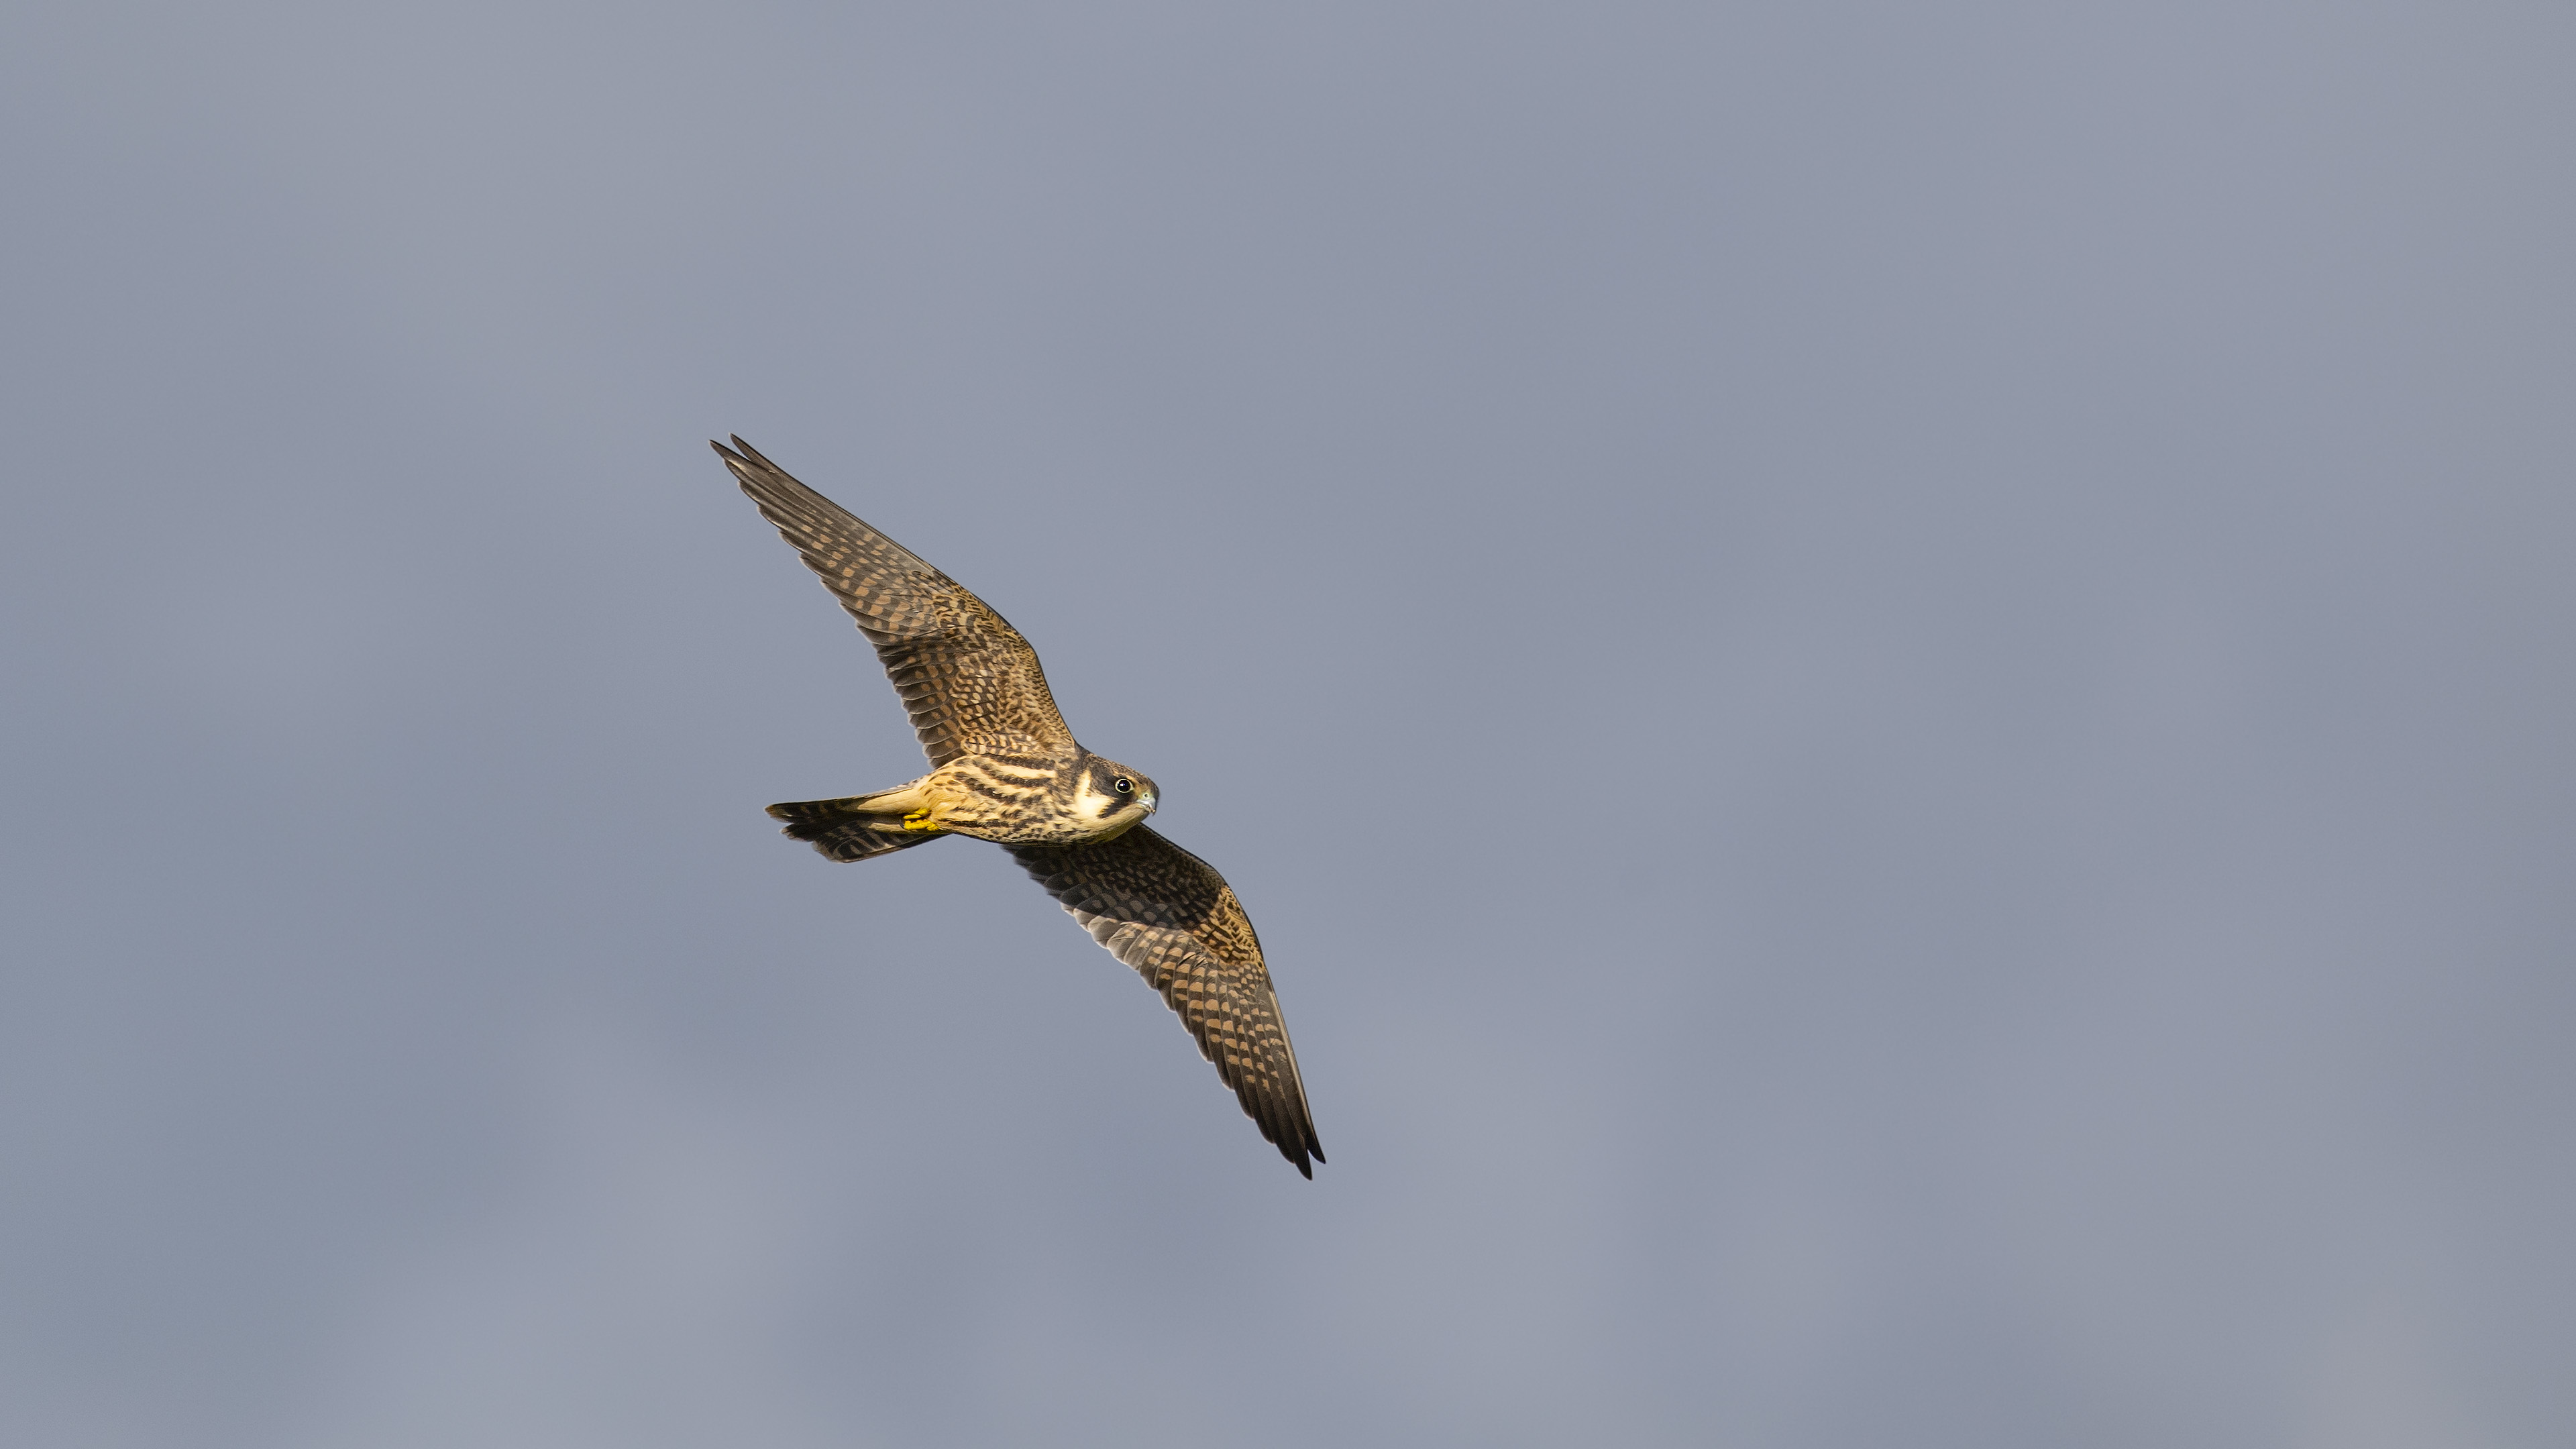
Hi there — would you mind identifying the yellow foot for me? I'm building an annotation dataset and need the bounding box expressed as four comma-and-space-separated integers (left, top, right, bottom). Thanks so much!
901, 808, 942, 833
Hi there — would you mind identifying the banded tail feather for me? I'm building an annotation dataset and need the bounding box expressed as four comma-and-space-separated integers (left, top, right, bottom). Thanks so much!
767, 796, 947, 863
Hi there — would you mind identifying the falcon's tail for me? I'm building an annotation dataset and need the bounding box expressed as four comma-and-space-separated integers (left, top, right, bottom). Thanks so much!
766, 796, 948, 863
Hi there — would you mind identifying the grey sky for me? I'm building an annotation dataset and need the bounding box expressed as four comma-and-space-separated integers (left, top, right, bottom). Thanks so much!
3, 2, 2571, 1445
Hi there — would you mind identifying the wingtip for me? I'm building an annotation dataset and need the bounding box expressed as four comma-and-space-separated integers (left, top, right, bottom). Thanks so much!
711, 435, 781, 472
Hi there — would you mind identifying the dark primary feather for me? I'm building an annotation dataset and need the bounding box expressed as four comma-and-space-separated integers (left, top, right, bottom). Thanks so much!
1009, 826, 1325, 1177
712, 437, 1075, 767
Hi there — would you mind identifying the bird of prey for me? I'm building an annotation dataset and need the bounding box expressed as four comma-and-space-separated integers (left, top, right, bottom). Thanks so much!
714, 437, 1324, 1177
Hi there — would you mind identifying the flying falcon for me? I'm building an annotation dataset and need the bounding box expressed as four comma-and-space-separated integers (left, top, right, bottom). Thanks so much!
714, 437, 1324, 1177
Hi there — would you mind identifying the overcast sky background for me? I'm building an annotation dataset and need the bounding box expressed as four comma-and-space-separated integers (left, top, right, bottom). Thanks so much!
3, 2, 2571, 1445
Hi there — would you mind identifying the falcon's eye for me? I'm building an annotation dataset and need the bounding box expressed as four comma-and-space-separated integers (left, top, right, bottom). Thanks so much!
1112, 777, 1134, 795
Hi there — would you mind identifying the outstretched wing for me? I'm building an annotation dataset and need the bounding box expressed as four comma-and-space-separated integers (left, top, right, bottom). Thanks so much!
715, 437, 1074, 766
1009, 827, 1324, 1177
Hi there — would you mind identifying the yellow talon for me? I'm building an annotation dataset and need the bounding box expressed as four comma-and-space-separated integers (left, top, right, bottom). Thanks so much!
901, 808, 941, 833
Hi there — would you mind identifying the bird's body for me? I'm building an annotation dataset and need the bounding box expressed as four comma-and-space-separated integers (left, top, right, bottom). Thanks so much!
770, 748, 1157, 857
714, 437, 1323, 1176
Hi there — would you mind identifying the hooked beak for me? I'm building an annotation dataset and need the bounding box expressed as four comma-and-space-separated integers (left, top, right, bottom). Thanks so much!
1139, 792, 1158, 814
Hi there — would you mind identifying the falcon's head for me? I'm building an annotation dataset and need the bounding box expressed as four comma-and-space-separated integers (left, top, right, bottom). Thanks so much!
1072, 755, 1158, 839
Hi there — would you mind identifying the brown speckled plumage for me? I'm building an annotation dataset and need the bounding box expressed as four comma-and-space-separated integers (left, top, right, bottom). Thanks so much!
1012, 828, 1322, 1173
720, 437, 1071, 765
714, 437, 1324, 1177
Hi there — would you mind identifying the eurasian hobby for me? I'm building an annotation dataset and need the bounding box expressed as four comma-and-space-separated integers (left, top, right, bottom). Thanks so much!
714, 437, 1324, 1176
